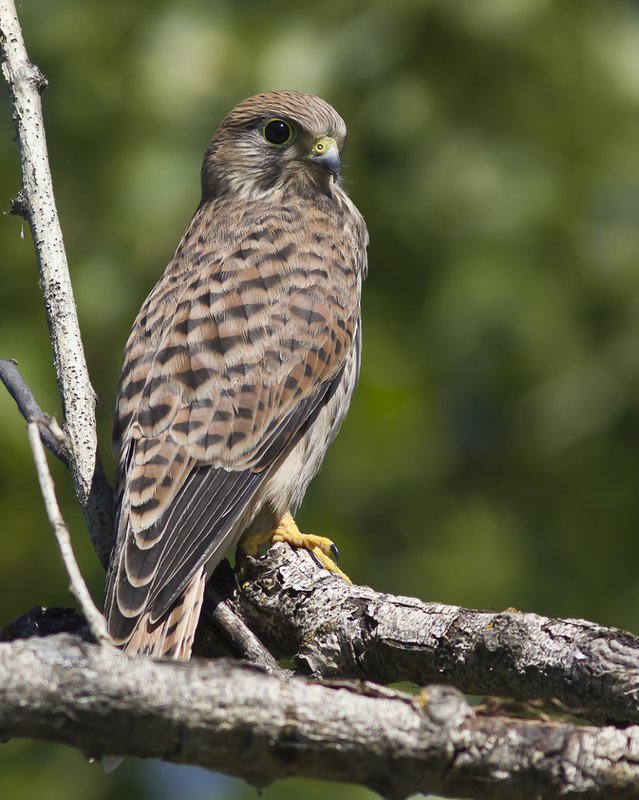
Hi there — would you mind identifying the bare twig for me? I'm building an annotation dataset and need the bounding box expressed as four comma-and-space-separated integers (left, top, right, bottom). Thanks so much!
202, 584, 282, 674
0, 0, 274, 663
0, 358, 71, 464
1, 633, 638, 800
0, 0, 113, 568
238, 543, 639, 726
3, 4, 639, 797
26, 422, 110, 646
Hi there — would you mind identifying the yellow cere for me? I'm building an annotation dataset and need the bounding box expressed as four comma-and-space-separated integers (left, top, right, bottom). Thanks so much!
312, 136, 338, 156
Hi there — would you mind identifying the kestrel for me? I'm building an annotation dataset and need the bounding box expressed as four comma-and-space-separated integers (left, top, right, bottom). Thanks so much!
104, 91, 368, 659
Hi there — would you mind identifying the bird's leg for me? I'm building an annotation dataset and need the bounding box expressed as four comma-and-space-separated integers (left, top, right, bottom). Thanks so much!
240, 510, 351, 583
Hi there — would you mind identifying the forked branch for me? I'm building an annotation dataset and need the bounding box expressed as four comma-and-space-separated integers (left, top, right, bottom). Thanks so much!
0, 0, 113, 568
1, 1, 639, 798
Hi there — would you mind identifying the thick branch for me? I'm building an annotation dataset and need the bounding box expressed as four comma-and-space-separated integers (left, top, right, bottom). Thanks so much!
237, 544, 639, 726
0, 0, 113, 568
1, 633, 638, 800
2, 4, 638, 797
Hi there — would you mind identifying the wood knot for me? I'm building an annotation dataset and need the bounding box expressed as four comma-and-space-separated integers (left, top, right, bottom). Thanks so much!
26, 62, 48, 94
9, 188, 28, 218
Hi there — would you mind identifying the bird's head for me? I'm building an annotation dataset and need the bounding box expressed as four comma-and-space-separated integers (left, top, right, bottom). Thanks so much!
201, 91, 347, 200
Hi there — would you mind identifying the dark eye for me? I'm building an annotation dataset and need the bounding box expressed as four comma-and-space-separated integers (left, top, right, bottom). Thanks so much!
263, 118, 294, 146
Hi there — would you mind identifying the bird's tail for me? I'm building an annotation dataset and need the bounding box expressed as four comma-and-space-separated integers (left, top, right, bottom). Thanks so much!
123, 567, 207, 659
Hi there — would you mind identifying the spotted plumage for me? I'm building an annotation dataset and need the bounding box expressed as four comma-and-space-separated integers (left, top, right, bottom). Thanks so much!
104, 91, 368, 658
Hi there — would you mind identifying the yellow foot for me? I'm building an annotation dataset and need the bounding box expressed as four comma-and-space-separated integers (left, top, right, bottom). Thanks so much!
241, 511, 351, 583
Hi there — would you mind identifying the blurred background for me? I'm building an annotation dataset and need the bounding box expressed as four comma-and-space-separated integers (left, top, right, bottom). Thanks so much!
2, 0, 639, 797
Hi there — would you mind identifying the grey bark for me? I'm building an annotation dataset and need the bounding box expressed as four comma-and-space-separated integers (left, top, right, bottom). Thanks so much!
0, 359, 71, 465
2, 1, 639, 797
1, 632, 639, 800
237, 544, 639, 726
0, 0, 113, 568
25, 421, 110, 645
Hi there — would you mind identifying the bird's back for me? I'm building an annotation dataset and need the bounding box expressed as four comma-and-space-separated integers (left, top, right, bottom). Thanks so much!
104, 91, 368, 658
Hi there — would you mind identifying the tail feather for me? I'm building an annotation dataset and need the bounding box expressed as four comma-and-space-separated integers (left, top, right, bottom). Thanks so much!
123, 567, 206, 659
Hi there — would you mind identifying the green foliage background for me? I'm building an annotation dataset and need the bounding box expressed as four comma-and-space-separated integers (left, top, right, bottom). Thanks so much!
2, 1, 639, 798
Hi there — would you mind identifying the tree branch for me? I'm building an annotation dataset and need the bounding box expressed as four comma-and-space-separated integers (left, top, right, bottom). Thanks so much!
26, 421, 110, 645
0, 358, 71, 465
1, 633, 638, 800
0, 0, 289, 675
201, 583, 283, 674
0, 0, 113, 568
236, 543, 639, 726
2, 3, 639, 797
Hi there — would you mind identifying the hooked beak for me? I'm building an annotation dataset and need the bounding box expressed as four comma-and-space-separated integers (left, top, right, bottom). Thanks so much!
307, 136, 340, 177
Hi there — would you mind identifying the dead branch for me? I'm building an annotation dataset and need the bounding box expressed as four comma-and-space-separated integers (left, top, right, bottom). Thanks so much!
237, 543, 639, 727
2, 2, 639, 798
201, 583, 283, 673
0, 359, 71, 464
0, 0, 113, 568
1, 632, 638, 800
25, 421, 110, 645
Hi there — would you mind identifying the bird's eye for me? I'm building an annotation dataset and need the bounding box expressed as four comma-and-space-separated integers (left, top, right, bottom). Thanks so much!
262, 118, 294, 146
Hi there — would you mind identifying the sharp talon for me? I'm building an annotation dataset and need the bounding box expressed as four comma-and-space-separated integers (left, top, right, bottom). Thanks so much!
239, 510, 351, 582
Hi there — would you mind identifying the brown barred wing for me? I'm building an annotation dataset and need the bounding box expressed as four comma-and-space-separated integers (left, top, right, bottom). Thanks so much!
105, 199, 361, 648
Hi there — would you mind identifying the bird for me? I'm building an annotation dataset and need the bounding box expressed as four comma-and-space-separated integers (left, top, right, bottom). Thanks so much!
103, 90, 368, 659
